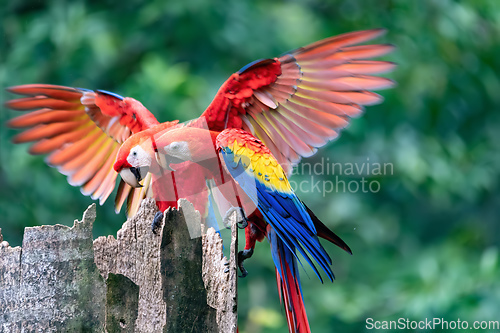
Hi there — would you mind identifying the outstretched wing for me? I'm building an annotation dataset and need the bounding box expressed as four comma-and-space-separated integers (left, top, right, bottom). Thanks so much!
6, 84, 159, 214
201, 29, 395, 174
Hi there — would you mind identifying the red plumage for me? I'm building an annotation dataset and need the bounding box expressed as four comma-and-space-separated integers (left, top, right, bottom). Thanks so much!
6, 29, 393, 333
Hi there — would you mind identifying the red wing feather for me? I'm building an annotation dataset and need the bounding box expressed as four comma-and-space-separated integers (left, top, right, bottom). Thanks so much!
6, 84, 159, 211
200, 29, 394, 174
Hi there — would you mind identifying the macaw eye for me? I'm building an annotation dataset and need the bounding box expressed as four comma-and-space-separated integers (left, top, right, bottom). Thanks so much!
133, 151, 137, 156
164, 141, 190, 161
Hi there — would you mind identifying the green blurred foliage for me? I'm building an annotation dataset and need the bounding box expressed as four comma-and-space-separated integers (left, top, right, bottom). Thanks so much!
1, 0, 499, 332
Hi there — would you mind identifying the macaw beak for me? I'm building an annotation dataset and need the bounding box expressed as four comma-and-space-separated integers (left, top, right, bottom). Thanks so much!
159, 153, 185, 172
119, 166, 149, 188
164, 156, 176, 172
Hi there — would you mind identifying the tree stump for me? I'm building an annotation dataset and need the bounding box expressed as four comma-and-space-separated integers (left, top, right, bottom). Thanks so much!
0, 198, 238, 332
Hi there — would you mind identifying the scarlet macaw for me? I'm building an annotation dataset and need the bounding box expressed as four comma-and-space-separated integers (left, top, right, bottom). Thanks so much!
6, 29, 393, 266
149, 126, 351, 332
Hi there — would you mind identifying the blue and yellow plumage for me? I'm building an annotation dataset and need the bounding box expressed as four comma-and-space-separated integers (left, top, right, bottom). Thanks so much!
216, 128, 346, 332
156, 126, 351, 333
217, 128, 334, 283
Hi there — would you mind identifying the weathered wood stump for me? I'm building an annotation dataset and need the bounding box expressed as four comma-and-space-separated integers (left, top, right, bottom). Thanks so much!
0, 198, 238, 332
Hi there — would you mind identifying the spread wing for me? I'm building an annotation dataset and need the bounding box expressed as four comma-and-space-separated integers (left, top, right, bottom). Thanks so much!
201, 29, 395, 174
6, 84, 159, 214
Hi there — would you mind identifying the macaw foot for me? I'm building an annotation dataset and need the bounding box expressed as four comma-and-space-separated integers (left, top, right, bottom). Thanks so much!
222, 206, 248, 229
237, 217, 248, 229
151, 211, 163, 234
237, 248, 254, 278
236, 207, 249, 229
223, 260, 230, 274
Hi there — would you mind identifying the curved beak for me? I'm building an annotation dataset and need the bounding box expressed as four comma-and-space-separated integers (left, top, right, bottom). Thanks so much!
119, 166, 149, 188
156, 151, 185, 172
165, 155, 187, 171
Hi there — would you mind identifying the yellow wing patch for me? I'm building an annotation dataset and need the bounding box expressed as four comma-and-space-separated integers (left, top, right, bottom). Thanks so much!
228, 139, 292, 194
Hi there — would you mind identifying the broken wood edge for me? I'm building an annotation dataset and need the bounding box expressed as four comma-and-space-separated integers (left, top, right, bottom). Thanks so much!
0, 198, 238, 333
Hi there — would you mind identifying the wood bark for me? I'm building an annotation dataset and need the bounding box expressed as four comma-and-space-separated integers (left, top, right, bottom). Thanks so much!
0, 198, 238, 333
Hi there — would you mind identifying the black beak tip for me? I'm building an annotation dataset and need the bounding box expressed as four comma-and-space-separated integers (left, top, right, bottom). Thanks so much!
130, 167, 142, 182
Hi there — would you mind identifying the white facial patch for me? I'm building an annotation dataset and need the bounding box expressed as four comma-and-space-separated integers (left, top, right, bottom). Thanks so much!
127, 145, 152, 168
164, 141, 192, 161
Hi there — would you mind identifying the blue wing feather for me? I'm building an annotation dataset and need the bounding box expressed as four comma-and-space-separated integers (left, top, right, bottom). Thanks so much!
96, 89, 125, 100
237, 58, 276, 74
220, 148, 334, 282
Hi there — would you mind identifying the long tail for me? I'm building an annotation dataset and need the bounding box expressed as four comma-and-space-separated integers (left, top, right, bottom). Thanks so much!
304, 203, 352, 255
268, 227, 311, 333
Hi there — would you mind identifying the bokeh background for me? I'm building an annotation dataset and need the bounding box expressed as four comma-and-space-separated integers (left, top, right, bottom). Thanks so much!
1, 0, 499, 332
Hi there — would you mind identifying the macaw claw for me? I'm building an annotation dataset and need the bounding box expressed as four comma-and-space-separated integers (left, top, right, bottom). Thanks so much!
237, 248, 254, 278
223, 206, 249, 229
151, 211, 163, 234
236, 207, 249, 229
223, 260, 230, 274
237, 218, 248, 229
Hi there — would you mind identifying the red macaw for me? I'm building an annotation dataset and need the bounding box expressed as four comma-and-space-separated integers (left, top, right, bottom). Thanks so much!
6, 28, 393, 268
149, 126, 350, 333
